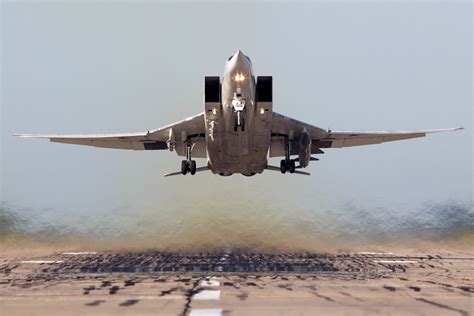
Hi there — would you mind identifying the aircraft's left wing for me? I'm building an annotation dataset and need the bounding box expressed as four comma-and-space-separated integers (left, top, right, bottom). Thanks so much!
14, 112, 206, 156
270, 111, 462, 156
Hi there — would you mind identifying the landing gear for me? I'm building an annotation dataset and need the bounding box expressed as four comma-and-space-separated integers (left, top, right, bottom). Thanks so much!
280, 138, 296, 174
280, 159, 287, 174
181, 139, 197, 175
234, 113, 245, 132
189, 160, 197, 175
289, 160, 296, 173
180, 160, 197, 175
280, 159, 296, 174
181, 160, 188, 175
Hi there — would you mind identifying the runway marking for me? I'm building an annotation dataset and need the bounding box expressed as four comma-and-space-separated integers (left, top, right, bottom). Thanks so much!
189, 309, 223, 316
61, 251, 97, 256
200, 277, 220, 287
61, 252, 97, 255
374, 260, 418, 264
193, 290, 221, 300
21, 260, 64, 264
358, 252, 394, 255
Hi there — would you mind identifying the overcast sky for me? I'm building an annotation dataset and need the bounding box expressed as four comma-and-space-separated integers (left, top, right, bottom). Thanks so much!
1, 1, 472, 235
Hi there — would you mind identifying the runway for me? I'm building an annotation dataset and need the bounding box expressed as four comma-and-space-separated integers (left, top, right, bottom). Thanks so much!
1, 249, 472, 315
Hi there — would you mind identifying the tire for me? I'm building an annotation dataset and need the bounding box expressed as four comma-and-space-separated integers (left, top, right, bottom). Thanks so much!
280, 160, 287, 174
289, 160, 296, 173
190, 160, 197, 175
181, 160, 188, 175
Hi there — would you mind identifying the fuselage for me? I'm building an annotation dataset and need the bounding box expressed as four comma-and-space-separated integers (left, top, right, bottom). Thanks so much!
204, 51, 271, 176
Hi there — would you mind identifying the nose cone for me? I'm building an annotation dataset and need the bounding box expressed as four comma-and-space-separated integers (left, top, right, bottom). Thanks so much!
233, 50, 245, 62
224, 50, 253, 81
228, 50, 250, 66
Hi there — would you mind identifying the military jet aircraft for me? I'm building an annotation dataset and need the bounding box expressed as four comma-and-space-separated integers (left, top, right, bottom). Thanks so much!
15, 50, 462, 177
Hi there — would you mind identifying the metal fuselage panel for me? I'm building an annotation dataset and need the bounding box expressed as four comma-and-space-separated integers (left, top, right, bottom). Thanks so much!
204, 51, 271, 176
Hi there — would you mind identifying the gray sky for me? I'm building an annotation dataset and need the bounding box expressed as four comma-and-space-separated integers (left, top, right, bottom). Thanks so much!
1, 1, 472, 237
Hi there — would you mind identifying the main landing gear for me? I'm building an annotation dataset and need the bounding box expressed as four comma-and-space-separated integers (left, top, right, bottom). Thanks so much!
280, 138, 296, 174
181, 139, 197, 175
280, 159, 296, 174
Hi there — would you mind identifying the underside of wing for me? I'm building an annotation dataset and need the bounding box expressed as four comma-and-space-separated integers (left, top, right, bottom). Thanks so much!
14, 112, 207, 157
14, 132, 167, 150
316, 128, 463, 148
270, 111, 462, 157
271, 112, 328, 140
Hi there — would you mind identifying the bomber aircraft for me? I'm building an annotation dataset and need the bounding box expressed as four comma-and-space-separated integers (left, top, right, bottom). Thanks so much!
15, 51, 462, 176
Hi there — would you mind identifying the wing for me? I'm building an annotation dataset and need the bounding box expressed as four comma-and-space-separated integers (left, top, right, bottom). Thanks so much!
270, 111, 462, 156
14, 112, 207, 157
316, 128, 463, 148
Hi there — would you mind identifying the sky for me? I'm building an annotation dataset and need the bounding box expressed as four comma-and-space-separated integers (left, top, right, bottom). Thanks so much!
0, 1, 472, 249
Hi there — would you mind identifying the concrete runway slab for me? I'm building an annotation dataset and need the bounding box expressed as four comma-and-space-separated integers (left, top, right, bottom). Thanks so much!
0, 250, 472, 315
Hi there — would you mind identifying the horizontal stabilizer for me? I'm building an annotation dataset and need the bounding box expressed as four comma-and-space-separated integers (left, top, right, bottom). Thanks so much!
265, 165, 310, 176
294, 157, 319, 162
164, 166, 210, 177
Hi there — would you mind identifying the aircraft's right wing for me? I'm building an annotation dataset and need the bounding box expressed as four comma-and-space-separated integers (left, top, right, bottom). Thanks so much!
315, 128, 464, 148
14, 112, 207, 157
270, 111, 463, 156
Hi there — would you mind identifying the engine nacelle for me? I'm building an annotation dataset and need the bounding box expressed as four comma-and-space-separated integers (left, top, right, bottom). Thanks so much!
298, 130, 311, 168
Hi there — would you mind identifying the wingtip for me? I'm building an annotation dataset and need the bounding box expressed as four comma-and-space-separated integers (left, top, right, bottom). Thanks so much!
444, 127, 464, 133
12, 133, 39, 138
426, 127, 465, 134
12, 133, 47, 138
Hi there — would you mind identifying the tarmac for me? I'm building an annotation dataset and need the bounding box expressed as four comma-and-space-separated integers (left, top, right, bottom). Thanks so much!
0, 249, 472, 315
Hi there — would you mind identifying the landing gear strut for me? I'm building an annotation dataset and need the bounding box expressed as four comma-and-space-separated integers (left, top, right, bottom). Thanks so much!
280, 138, 296, 174
234, 112, 245, 132
181, 139, 197, 175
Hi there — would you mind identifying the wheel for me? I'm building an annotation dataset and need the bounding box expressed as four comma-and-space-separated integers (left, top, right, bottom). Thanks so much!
181, 160, 188, 175
280, 160, 287, 174
289, 160, 296, 173
190, 160, 197, 175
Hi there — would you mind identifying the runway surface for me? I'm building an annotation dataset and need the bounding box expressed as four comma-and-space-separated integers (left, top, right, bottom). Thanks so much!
1, 250, 472, 315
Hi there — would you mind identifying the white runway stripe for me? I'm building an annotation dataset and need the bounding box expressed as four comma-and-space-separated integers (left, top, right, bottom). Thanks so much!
189, 309, 223, 316
200, 277, 220, 287
61, 252, 97, 255
21, 260, 64, 264
358, 252, 394, 255
193, 290, 221, 300
374, 260, 418, 264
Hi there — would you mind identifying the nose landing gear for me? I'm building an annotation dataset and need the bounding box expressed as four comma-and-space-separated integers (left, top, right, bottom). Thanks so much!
181, 139, 197, 175
232, 93, 246, 132
234, 113, 245, 132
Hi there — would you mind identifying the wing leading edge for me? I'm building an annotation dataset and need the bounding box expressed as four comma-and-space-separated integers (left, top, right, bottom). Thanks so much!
317, 127, 464, 148
14, 112, 207, 156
